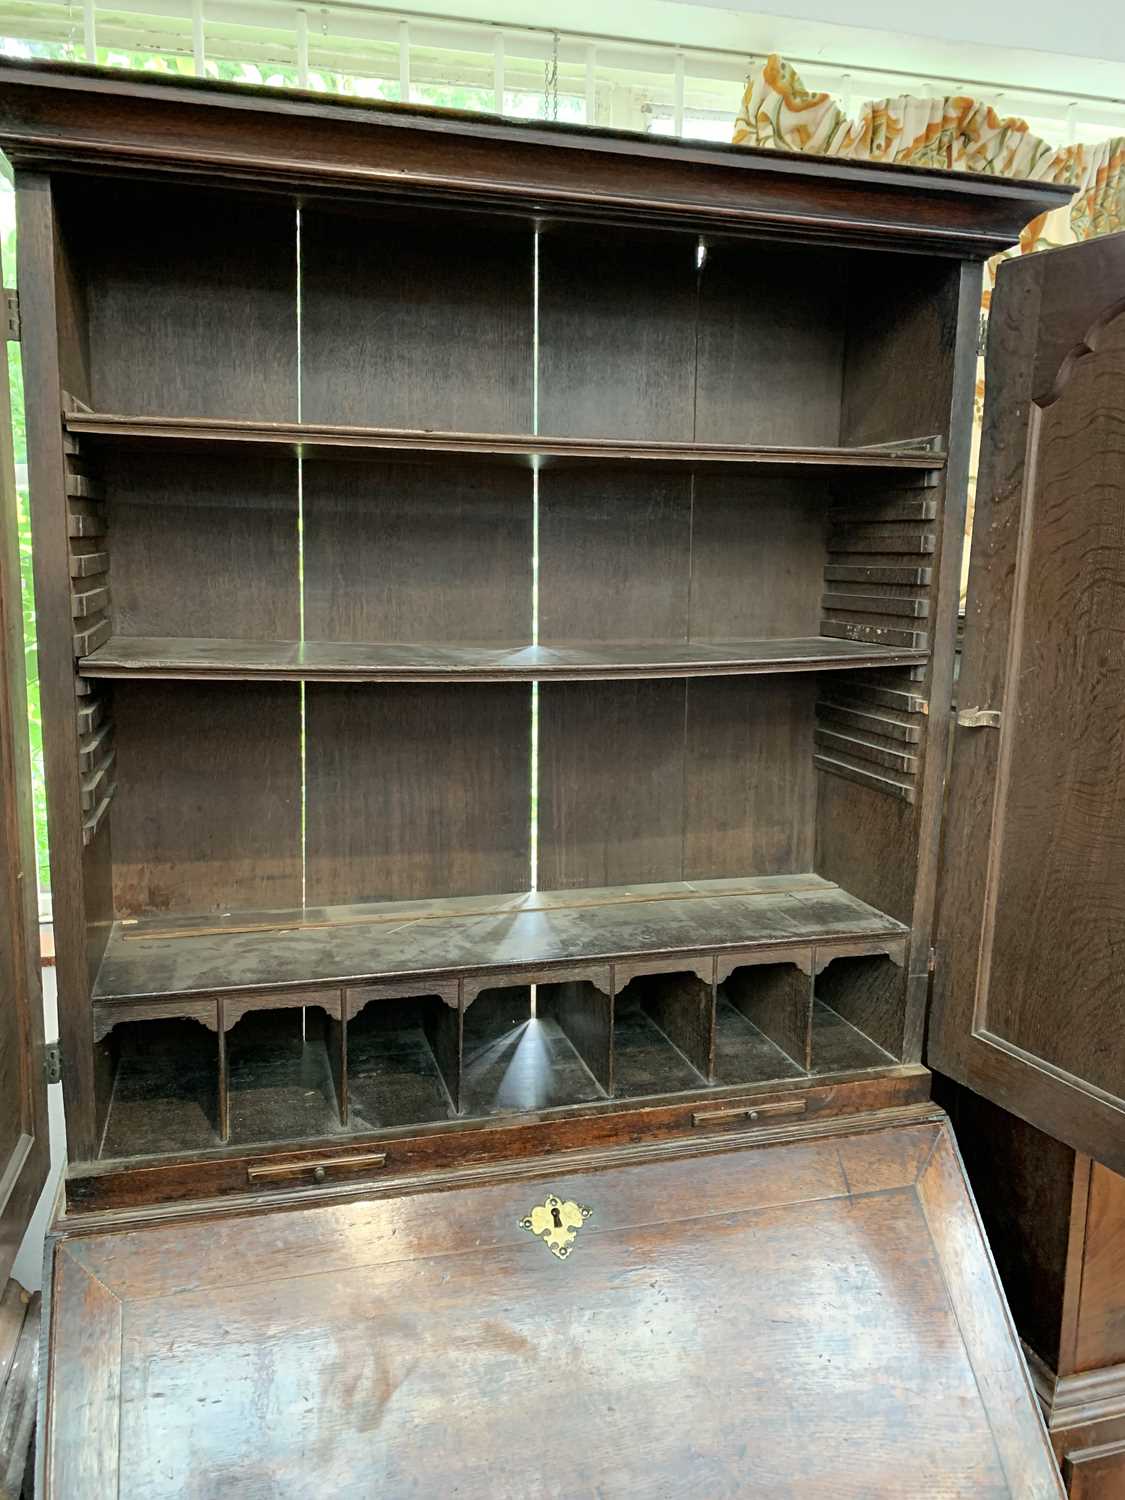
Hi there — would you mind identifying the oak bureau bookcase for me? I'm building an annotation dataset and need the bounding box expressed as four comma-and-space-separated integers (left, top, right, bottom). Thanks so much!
0, 60, 1088, 1205
8, 57, 1125, 1498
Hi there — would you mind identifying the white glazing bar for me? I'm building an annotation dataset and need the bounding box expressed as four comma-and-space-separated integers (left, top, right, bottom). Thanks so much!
191, 0, 205, 75
493, 31, 505, 116
296, 8, 309, 87
673, 51, 685, 137
398, 19, 410, 104
585, 43, 596, 125
82, 0, 96, 63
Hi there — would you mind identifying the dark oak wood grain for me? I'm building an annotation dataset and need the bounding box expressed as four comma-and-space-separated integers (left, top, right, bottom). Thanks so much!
103, 446, 299, 640
300, 202, 531, 432
930, 233, 1125, 1173
64, 410, 949, 472
58, 176, 297, 421
41, 1118, 1064, 1497
302, 458, 531, 646
537, 224, 697, 441
110, 681, 301, 917
304, 683, 531, 905
79, 633, 928, 682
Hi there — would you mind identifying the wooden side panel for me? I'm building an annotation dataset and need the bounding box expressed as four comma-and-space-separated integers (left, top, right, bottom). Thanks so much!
304, 684, 531, 905
60, 177, 298, 421
19, 172, 112, 1160
0, 258, 48, 1277
300, 204, 532, 432
303, 458, 531, 646
931, 237, 1125, 1173
43, 1244, 122, 1498
537, 224, 697, 441
1073, 1163, 1125, 1373
110, 682, 301, 916
105, 447, 299, 639
41, 1120, 1064, 1497
936, 1076, 1076, 1375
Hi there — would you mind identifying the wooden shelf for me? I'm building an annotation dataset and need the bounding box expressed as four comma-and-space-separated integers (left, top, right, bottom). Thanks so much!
79, 634, 928, 683
92, 873, 908, 1005
64, 411, 947, 474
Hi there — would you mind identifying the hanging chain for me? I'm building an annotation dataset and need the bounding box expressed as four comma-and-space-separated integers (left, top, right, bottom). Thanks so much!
544, 32, 560, 122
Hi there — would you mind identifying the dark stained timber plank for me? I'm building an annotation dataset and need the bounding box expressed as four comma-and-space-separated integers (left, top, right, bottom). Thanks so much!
91, 875, 909, 1003
104, 446, 299, 640
683, 676, 818, 879
304, 683, 531, 906
63, 177, 298, 421
78, 635, 929, 682
688, 474, 828, 639
538, 467, 691, 645
65, 412, 947, 472
302, 458, 532, 646
110, 681, 301, 918
695, 241, 845, 446
300, 204, 532, 433
537, 679, 685, 889
537, 223, 697, 441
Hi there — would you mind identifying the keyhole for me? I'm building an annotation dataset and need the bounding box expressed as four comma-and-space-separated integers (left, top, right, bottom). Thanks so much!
551, 1204, 563, 1228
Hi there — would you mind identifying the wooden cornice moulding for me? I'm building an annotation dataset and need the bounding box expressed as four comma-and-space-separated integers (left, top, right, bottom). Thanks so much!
0, 59, 1072, 257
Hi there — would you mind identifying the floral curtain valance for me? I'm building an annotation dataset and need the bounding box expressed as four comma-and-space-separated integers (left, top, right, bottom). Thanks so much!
733, 55, 1124, 253
732, 56, 1124, 601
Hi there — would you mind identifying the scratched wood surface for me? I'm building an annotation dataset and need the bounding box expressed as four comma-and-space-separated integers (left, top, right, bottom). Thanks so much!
930, 236, 1125, 1175
41, 1119, 1063, 1498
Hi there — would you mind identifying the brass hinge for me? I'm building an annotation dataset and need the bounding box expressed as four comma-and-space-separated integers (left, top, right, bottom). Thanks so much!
928, 946, 937, 976
956, 706, 1002, 729
4, 289, 20, 342
43, 1040, 61, 1085
977, 313, 988, 357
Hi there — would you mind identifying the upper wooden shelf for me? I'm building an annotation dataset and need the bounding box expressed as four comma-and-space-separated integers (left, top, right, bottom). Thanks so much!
64, 411, 947, 473
79, 635, 928, 683
92, 873, 908, 1004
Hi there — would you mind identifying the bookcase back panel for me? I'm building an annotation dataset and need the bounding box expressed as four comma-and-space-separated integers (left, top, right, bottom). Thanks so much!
538, 676, 817, 890
683, 676, 818, 877
304, 683, 531, 906
688, 476, 827, 639
59, 178, 298, 421
538, 468, 691, 644
302, 458, 531, 646
538, 470, 827, 647
110, 681, 302, 917
537, 224, 698, 441
695, 242, 846, 447
299, 204, 533, 432
104, 447, 299, 639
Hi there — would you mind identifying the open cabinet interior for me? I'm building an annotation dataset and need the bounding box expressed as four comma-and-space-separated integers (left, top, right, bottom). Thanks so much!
37, 163, 964, 1185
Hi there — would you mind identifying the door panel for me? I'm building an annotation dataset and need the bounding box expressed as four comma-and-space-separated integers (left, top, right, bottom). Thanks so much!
930, 232, 1125, 1173
0, 322, 48, 1284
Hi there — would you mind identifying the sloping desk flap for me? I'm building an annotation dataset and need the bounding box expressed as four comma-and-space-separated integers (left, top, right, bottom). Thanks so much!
42, 1116, 1062, 1497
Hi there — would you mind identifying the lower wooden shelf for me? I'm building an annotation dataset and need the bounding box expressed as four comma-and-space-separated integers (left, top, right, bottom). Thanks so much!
94, 873, 906, 1002
91, 874, 910, 1164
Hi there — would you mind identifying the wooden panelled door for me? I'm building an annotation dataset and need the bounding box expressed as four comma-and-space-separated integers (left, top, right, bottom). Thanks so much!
930, 231, 1125, 1176
0, 320, 48, 1284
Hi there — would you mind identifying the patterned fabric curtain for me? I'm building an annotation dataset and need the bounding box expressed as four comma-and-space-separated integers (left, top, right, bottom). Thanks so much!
733, 56, 1125, 593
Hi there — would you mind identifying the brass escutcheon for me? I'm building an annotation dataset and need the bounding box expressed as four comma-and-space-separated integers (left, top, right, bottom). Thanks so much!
519, 1192, 593, 1260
